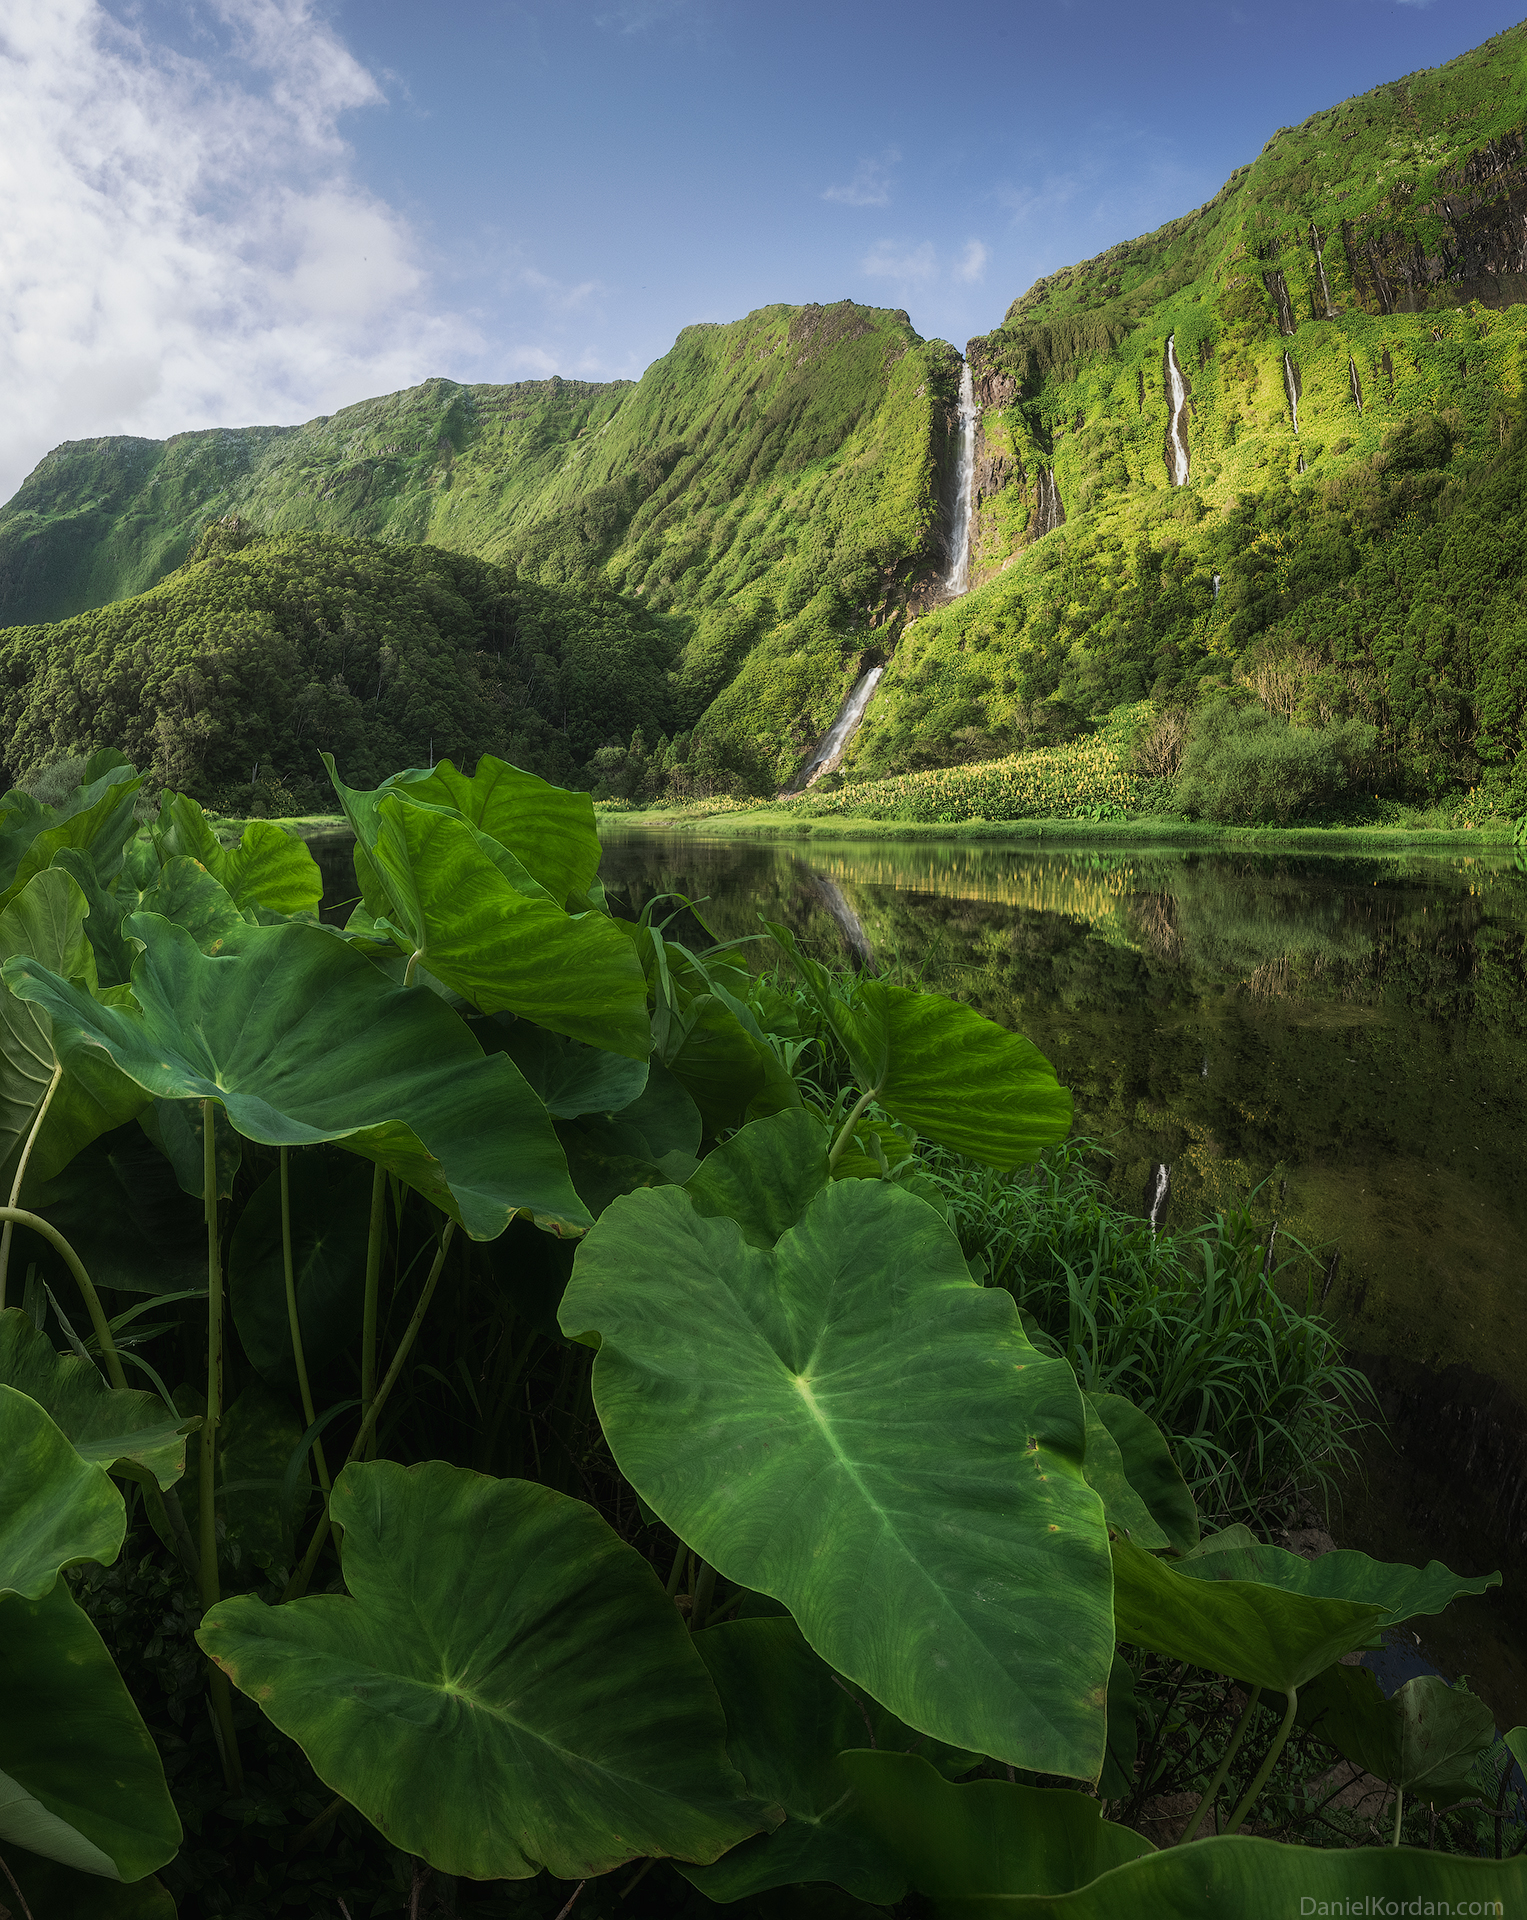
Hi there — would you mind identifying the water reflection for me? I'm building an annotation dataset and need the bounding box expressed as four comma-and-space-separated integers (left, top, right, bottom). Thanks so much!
598, 832, 1527, 1401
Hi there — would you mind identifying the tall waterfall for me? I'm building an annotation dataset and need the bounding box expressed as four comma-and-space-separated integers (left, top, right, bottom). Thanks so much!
785, 665, 886, 793
942, 361, 979, 595
1310, 224, 1335, 319
1163, 334, 1191, 487
1349, 356, 1364, 415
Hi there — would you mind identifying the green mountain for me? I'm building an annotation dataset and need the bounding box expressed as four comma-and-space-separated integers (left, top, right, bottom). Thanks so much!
5, 23, 1527, 807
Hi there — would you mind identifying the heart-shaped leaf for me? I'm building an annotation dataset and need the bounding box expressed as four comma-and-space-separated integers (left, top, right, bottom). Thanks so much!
198, 1460, 775, 1880
840, 1751, 1153, 1899
156, 794, 322, 915
481, 1018, 650, 1119
1111, 1535, 1387, 1692
1299, 1666, 1496, 1803
384, 754, 602, 905
681, 1617, 977, 1905
0, 1583, 181, 1881
0, 766, 144, 909
0, 1311, 196, 1490
230, 1151, 373, 1390
0, 1383, 123, 1600
559, 1175, 1114, 1777
768, 924, 1071, 1166
4, 914, 590, 1239
684, 1108, 828, 1248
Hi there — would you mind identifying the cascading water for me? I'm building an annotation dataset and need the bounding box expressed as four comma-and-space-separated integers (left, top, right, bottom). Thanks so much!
1144, 1162, 1172, 1236
1349, 356, 1364, 415
1283, 351, 1302, 434
1163, 334, 1191, 487
1310, 224, 1335, 319
941, 361, 979, 595
784, 664, 885, 793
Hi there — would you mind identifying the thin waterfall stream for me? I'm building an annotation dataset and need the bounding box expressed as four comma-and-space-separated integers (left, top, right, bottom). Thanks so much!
1164, 334, 1191, 487
784, 359, 979, 793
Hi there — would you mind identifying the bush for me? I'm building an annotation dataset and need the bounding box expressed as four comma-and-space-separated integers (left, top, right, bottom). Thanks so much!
1173, 700, 1380, 824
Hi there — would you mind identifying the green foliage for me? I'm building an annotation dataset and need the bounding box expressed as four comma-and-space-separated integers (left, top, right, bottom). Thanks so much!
1173, 701, 1382, 824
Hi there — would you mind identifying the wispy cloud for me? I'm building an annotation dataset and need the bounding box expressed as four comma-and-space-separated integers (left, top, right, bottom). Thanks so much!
823, 149, 900, 208
519, 267, 604, 313
956, 239, 988, 283
860, 239, 937, 285
0, 0, 480, 502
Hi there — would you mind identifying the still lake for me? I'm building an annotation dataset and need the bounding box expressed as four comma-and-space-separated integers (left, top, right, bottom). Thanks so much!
599, 828, 1527, 1716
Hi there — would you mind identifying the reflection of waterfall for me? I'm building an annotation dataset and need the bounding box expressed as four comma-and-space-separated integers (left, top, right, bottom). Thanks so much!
1310, 225, 1335, 318
1283, 352, 1302, 434
1162, 334, 1191, 487
796, 864, 876, 971
941, 362, 979, 595
1144, 1162, 1172, 1235
784, 665, 885, 793
1349, 356, 1364, 415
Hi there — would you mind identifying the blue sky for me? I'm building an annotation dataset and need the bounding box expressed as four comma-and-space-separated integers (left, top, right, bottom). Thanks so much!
0, 0, 1519, 499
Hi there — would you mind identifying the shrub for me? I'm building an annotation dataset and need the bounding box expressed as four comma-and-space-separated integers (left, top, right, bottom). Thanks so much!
1173, 700, 1380, 824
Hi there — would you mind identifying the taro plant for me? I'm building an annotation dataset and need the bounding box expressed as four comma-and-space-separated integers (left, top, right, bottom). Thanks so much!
0, 747, 1519, 1916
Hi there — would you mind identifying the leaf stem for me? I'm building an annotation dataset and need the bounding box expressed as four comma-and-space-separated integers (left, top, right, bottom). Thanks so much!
200, 1099, 243, 1793
1392, 1783, 1405, 1848
360, 1161, 387, 1462
283, 1219, 456, 1603
1177, 1685, 1261, 1845
827, 1085, 882, 1173
280, 1148, 330, 1492
1223, 1685, 1298, 1836
691, 1560, 718, 1630
0, 1206, 125, 1388
0, 1060, 62, 1308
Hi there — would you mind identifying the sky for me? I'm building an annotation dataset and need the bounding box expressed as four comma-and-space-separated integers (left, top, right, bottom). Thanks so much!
0, 0, 1521, 502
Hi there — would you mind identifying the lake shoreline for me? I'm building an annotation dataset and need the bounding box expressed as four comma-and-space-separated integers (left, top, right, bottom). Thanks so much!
597, 806, 1521, 856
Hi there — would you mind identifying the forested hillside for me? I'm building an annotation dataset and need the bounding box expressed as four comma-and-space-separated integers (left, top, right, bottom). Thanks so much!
845, 23, 1527, 807
5, 25, 1527, 808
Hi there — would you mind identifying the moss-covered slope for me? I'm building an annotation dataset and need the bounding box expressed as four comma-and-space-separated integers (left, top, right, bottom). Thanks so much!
847, 23, 1527, 804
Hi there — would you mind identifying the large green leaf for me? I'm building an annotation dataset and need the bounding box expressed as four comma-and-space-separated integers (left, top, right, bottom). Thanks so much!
1084, 1393, 1198, 1555
1176, 1526, 1502, 1625
4, 1850, 177, 1919
0, 869, 148, 1203
230, 1151, 373, 1390
1080, 1399, 1169, 1551
684, 1108, 829, 1248
767, 925, 1071, 1166
1298, 1666, 1496, 1803
16, 1123, 207, 1296
559, 1176, 1115, 1777
0, 1583, 181, 1881
3, 914, 590, 1239
0, 766, 144, 909
198, 1460, 775, 1880
665, 992, 801, 1135
0, 1383, 123, 1599
135, 856, 251, 953
484, 1018, 649, 1118
841, 1752, 1152, 1900
1110, 1536, 1387, 1692
898, 1834, 1521, 1917
0, 1311, 196, 1489
156, 794, 321, 915
386, 754, 602, 905
681, 1617, 978, 1906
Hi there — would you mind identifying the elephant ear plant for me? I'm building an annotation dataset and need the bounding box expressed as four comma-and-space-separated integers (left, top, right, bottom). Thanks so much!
0, 750, 1517, 1915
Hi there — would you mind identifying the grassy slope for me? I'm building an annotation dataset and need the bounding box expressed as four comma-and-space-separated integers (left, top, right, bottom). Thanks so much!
844, 25, 1527, 800
0, 303, 954, 786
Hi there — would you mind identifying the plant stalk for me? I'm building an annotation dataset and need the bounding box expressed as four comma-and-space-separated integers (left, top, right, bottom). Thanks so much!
1177, 1685, 1262, 1846
360, 1161, 387, 1462
691, 1560, 718, 1631
0, 1060, 62, 1308
1392, 1783, 1405, 1848
827, 1084, 882, 1173
280, 1148, 330, 1493
284, 1219, 456, 1603
1223, 1685, 1299, 1836
199, 1099, 243, 1792
0, 1207, 125, 1388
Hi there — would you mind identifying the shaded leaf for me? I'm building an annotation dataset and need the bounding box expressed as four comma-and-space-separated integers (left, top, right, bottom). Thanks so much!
218, 1379, 306, 1573
4, 914, 590, 1239
3, 1850, 177, 1918
685, 1108, 829, 1248
16, 1123, 206, 1297
198, 1460, 775, 1880
1100, 1656, 1138, 1802
1084, 1392, 1197, 1555
1081, 1398, 1169, 1551
0, 1311, 196, 1489
1299, 1666, 1496, 1803
559, 1177, 1114, 1777
483, 1018, 649, 1119
1176, 1527, 1501, 1628
0, 1382, 123, 1599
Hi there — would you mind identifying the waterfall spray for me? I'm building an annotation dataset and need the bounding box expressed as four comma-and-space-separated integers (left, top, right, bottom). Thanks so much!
942, 362, 979, 595
1163, 335, 1191, 487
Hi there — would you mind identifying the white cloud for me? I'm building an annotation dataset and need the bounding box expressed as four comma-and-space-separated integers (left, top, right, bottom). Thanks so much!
519, 266, 605, 313
860, 239, 937, 285
956, 239, 988, 283
823, 149, 900, 208
0, 0, 481, 502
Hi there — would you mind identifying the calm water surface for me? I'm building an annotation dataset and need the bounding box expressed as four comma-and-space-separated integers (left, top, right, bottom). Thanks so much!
600, 830, 1527, 1712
